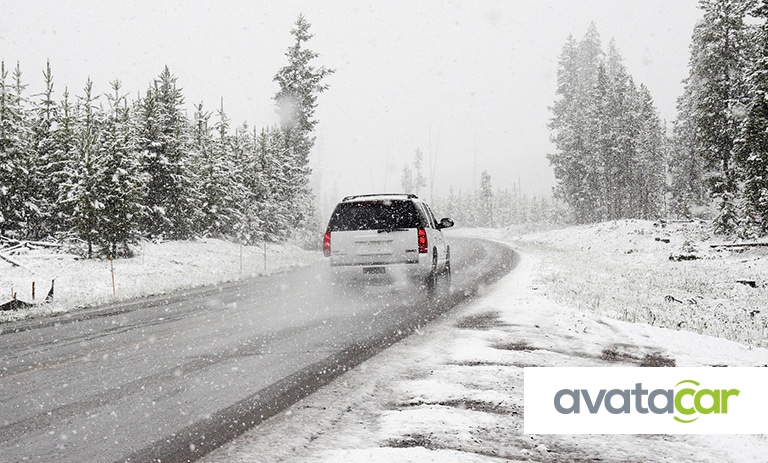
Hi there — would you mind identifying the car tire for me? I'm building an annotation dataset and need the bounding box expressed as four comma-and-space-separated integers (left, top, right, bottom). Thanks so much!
424, 253, 439, 298
430, 256, 451, 302
440, 258, 451, 295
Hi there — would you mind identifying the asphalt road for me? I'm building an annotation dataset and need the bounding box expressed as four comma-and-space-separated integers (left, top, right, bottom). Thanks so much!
0, 236, 517, 463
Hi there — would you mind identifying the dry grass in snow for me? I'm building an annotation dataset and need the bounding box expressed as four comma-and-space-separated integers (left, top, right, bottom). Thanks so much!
510, 220, 768, 348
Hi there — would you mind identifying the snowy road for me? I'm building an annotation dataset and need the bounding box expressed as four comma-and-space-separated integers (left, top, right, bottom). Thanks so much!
0, 237, 516, 463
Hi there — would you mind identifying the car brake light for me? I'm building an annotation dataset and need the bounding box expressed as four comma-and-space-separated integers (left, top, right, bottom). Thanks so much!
323, 232, 331, 257
417, 228, 428, 253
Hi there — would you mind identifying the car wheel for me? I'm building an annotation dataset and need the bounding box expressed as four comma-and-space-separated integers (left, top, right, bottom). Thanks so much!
440, 258, 451, 294
424, 253, 439, 298
429, 257, 451, 302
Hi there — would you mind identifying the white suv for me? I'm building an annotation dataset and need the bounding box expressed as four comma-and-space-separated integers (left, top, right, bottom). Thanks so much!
323, 194, 454, 296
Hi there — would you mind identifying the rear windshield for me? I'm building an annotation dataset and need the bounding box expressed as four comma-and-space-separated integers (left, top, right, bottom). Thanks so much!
326, 200, 423, 232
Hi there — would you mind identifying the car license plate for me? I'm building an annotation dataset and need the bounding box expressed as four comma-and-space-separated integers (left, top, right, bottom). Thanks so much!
363, 267, 386, 275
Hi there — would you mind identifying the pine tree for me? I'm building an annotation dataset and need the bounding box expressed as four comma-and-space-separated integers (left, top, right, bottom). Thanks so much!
735, 0, 768, 234
635, 84, 667, 219
604, 42, 638, 219
63, 79, 103, 258
670, 80, 707, 218
0, 62, 36, 238
549, 25, 667, 224
51, 87, 78, 235
399, 148, 427, 195
253, 126, 292, 241
238, 126, 266, 244
201, 100, 245, 239
96, 80, 146, 257
413, 148, 427, 196
0, 61, 15, 236
226, 122, 252, 242
479, 170, 493, 227
211, 101, 234, 235
32, 60, 63, 237
683, 0, 756, 232
401, 163, 414, 194
273, 14, 334, 234
137, 66, 195, 239
591, 61, 612, 220
191, 101, 218, 236
548, 25, 605, 223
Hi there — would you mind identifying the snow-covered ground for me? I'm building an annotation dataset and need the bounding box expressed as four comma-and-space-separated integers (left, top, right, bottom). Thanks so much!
0, 238, 322, 324
199, 220, 768, 462
3, 221, 768, 461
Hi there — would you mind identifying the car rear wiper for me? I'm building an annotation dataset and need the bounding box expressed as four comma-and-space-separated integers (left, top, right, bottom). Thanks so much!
377, 228, 408, 233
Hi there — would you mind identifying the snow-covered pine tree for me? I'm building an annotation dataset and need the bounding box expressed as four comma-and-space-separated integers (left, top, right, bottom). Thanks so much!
413, 148, 426, 196
137, 66, 195, 240
734, 0, 768, 235
0, 62, 37, 238
32, 60, 64, 238
549, 25, 667, 224
669, 79, 707, 218
96, 80, 146, 257
547, 34, 579, 215
209, 99, 233, 236
480, 170, 493, 227
634, 84, 666, 220
135, 86, 162, 236
604, 42, 638, 220
215, 106, 247, 240
0, 61, 15, 236
399, 148, 428, 195
236, 126, 266, 245
590, 61, 612, 220
193, 99, 238, 238
62, 79, 103, 258
273, 14, 334, 237
683, 0, 755, 232
51, 87, 78, 235
548, 25, 604, 223
253, 126, 292, 242
401, 163, 414, 194
225, 122, 252, 243
190, 101, 216, 236
12, 63, 46, 239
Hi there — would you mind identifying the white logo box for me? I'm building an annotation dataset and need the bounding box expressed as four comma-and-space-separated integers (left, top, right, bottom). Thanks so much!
524, 367, 768, 434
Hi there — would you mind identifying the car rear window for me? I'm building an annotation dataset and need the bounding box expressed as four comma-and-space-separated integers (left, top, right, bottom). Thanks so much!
327, 200, 423, 232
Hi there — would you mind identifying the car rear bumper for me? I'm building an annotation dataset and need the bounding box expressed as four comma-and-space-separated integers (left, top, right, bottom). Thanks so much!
328, 262, 429, 286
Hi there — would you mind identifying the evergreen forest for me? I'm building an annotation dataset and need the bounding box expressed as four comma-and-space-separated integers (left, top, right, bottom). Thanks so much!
0, 15, 332, 258
548, 0, 768, 238
6, 2, 768, 262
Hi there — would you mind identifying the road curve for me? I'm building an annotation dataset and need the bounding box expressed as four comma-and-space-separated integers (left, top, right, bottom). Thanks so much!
0, 236, 517, 463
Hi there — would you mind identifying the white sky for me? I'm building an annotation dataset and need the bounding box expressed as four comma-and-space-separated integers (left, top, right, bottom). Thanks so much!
0, 0, 702, 212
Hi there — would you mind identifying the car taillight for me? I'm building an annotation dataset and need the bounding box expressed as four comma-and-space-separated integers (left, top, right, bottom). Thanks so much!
417, 228, 428, 253
323, 232, 331, 257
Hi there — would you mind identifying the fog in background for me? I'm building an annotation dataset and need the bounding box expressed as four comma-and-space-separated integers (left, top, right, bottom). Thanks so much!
0, 0, 702, 217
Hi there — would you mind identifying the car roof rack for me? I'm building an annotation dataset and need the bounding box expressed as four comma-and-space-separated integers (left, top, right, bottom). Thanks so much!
342, 193, 419, 202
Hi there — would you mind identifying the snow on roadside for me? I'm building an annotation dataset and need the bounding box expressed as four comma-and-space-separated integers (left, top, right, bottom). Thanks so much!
4, 221, 767, 461
201, 222, 768, 463
511, 219, 768, 348
0, 238, 322, 324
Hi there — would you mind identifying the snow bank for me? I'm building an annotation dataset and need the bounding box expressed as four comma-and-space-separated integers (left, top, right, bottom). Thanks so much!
514, 219, 768, 348
0, 238, 321, 324
5, 220, 767, 461
201, 220, 768, 462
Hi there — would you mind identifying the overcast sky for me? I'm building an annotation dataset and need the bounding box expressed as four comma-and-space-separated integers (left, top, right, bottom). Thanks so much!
0, 1, 702, 213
